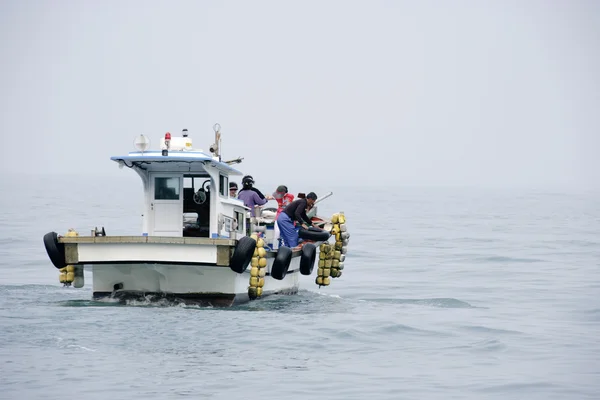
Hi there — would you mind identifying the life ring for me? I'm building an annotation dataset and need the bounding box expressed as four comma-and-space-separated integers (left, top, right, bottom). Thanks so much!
271, 246, 292, 280
299, 227, 331, 242
43, 231, 67, 269
229, 236, 257, 273
299, 243, 316, 275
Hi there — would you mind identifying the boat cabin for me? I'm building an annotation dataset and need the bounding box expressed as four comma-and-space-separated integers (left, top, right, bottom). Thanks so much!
110, 128, 248, 239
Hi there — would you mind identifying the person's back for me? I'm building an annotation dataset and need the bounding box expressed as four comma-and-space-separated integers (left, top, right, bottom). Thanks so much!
238, 175, 270, 216
238, 189, 267, 216
283, 198, 310, 227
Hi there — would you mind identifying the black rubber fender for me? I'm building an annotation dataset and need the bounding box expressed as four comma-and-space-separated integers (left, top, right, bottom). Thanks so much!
299, 243, 317, 276
271, 246, 292, 280
229, 236, 256, 273
298, 227, 331, 242
43, 231, 67, 269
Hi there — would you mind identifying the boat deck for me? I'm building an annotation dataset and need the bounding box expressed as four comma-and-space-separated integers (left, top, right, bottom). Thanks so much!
58, 236, 237, 246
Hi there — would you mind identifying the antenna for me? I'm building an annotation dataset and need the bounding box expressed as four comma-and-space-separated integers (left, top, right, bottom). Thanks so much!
212, 123, 222, 160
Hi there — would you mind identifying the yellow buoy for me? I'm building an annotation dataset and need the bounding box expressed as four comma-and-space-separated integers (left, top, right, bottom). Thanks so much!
250, 277, 258, 287
251, 257, 259, 267
257, 247, 267, 258
66, 265, 75, 273
338, 213, 346, 224
248, 287, 258, 299
316, 276, 323, 285
258, 268, 266, 277
323, 268, 331, 277
331, 214, 339, 224
257, 238, 265, 248
258, 257, 267, 268
66, 228, 79, 237
258, 278, 265, 287
323, 276, 331, 285
66, 272, 75, 282
251, 234, 258, 241
257, 287, 263, 297
250, 267, 259, 277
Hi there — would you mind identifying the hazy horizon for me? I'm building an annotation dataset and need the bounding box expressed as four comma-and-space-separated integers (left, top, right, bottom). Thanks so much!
2, 1, 598, 190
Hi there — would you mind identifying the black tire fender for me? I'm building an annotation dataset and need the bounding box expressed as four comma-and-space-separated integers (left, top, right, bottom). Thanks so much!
43, 231, 67, 269
229, 236, 257, 273
298, 227, 331, 242
271, 246, 292, 280
299, 243, 317, 276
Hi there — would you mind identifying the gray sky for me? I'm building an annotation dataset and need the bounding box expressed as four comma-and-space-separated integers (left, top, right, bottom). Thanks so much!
1, 0, 598, 190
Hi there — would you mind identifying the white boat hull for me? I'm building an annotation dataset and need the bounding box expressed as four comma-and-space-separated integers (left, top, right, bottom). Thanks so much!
44, 234, 328, 307
90, 257, 301, 306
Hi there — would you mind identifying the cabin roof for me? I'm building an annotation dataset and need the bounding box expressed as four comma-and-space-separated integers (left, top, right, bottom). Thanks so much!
110, 151, 243, 175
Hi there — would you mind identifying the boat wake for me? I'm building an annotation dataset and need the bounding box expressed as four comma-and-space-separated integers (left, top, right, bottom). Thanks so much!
357, 297, 478, 308
56, 337, 97, 352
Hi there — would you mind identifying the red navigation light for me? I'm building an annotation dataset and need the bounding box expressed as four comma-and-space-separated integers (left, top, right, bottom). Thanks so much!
165, 132, 171, 140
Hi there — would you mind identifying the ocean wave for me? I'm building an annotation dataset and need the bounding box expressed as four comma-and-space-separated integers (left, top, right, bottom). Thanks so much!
361, 297, 476, 308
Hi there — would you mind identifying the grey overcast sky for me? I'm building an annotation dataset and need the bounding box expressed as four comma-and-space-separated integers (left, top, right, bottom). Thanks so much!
1, 0, 598, 189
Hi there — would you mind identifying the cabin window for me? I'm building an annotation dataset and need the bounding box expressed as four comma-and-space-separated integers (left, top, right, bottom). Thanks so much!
235, 211, 245, 233
219, 174, 228, 197
154, 177, 180, 200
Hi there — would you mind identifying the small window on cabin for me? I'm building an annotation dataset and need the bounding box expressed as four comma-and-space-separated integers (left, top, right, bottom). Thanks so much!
235, 211, 245, 233
219, 174, 228, 197
154, 177, 180, 200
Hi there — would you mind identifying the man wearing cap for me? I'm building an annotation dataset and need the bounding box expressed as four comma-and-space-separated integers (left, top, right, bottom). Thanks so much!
277, 192, 318, 248
229, 182, 238, 197
237, 175, 272, 216
238, 175, 267, 200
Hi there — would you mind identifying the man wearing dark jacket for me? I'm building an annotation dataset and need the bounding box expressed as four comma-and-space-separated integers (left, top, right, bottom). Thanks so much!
277, 192, 318, 248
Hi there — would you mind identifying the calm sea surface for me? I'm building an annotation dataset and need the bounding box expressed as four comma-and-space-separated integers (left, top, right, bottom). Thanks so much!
1, 174, 599, 399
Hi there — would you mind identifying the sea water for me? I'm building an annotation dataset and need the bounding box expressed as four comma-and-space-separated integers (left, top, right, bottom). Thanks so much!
1, 174, 599, 399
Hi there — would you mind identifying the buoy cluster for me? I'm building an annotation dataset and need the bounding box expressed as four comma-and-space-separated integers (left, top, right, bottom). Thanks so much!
248, 233, 267, 300
59, 265, 75, 286
59, 229, 84, 288
316, 212, 349, 287
316, 242, 333, 286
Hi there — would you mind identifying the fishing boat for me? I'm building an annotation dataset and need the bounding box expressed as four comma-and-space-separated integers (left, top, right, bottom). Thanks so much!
42, 124, 350, 306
